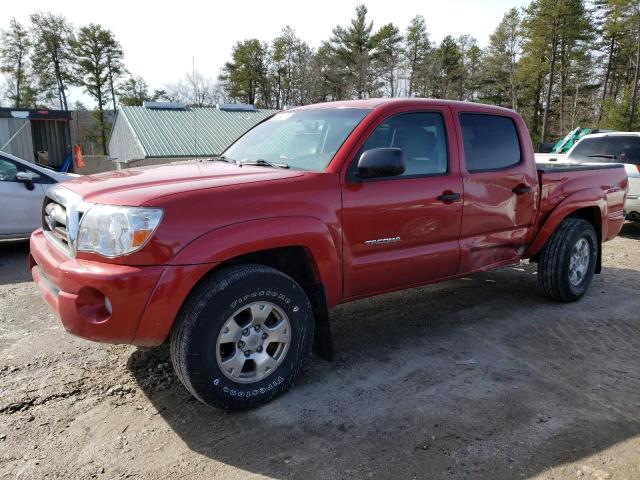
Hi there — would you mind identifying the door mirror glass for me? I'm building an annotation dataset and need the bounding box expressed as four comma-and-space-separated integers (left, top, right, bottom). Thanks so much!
357, 147, 405, 179
16, 171, 36, 190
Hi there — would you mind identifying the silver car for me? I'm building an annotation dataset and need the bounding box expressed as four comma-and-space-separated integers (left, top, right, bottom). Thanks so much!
0, 151, 76, 239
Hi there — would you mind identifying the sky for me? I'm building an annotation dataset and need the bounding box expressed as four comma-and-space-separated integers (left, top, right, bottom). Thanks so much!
4, 0, 531, 105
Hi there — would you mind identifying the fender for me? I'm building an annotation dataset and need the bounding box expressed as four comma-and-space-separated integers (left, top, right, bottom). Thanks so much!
132, 216, 342, 347
170, 216, 343, 307
524, 188, 607, 258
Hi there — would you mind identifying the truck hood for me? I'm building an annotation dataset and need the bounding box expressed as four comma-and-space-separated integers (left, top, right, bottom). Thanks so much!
61, 161, 306, 205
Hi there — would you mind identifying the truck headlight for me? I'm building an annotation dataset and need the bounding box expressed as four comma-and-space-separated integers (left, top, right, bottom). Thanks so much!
76, 204, 163, 257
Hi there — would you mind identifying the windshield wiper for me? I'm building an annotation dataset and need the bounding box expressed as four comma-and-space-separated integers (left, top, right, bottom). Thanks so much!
238, 159, 289, 169
586, 154, 617, 160
207, 155, 235, 163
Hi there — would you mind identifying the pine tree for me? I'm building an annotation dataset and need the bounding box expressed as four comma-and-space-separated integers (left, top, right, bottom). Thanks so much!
431, 35, 463, 99
404, 15, 432, 97
329, 5, 377, 99
72, 24, 121, 154
219, 39, 270, 106
30, 12, 74, 110
372, 23, 403, 97
118, 76, 152, 106
0, 18, 37, 108
480, 8, 521, 109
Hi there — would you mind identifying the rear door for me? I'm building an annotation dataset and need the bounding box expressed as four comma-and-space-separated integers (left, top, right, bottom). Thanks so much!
455, 112, 538, 273
0, 156, 50, 237
340, 107, 463, 299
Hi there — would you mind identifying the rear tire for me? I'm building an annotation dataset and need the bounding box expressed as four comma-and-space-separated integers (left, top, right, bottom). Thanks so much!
170, 264, 314, 410
538, 218, 598, 302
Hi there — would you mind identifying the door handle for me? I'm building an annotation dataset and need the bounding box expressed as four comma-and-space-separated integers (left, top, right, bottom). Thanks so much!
436, 192, 461, 203
512, 185, 533, 195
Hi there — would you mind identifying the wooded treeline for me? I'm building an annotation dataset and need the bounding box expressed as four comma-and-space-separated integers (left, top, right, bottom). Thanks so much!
2, 0, 640, 152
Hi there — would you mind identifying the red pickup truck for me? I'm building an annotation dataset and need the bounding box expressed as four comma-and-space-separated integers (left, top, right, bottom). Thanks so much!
29, 99, 627, 409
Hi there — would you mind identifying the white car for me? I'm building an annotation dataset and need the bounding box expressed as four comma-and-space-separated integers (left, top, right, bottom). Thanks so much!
0, 151, 77, 239
536, 133, 640, 222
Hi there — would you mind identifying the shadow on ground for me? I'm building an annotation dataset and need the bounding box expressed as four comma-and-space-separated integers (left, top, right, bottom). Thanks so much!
129, 262, 640, 479
0, 240, 31, 286
619, 220, 640, 240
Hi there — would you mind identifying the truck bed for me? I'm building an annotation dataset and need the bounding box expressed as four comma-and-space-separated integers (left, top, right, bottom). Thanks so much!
535, 162, 627, 244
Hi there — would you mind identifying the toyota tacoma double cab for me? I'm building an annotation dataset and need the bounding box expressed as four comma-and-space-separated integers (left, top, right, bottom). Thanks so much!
29, 99, 628, 409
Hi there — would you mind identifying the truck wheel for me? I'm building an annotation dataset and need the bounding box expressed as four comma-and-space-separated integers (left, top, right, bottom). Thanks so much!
170, 264, 314, 410
538, 218, 598, 302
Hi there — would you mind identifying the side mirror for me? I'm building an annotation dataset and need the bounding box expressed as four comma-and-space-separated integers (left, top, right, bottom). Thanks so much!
16, 171, 35, 191
357, 147, 405, 180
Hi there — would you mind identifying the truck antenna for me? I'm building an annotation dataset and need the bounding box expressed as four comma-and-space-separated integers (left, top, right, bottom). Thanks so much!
193, 56, 198, 162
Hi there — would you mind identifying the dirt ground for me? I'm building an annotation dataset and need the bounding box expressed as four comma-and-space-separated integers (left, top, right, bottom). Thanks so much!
1, 223, 639, 480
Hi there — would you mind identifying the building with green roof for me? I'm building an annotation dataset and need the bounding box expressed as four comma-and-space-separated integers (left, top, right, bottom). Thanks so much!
108, 102, 278, 167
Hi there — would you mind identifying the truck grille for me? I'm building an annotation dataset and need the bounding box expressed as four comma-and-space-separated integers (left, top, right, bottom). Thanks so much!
41, 185, 85, 257
43, 199, 70, 252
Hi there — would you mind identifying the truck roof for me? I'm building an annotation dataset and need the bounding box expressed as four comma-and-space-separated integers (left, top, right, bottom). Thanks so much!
577, 131, 640, 139
291, 98, 517, 115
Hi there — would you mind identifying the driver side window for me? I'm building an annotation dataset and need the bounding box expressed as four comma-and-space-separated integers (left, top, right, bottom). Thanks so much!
0, 158, 18, 182
352, 111, 449, 179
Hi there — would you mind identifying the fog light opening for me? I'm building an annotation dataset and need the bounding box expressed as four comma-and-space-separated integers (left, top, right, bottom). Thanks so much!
76, 287, 112, 324
104, 296, 113, 315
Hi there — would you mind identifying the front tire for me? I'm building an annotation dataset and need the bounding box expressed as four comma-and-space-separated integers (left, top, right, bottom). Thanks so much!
170, 264, 314, 409
538, 218, 598, 302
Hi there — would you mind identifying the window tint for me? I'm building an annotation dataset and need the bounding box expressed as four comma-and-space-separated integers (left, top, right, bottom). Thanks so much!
568, 136, 640, 165
224, 108, 370, 171
0, 157, 48, 183
355, 112, 448, 178
0, 158, 18, 181
459, 114, 521, 172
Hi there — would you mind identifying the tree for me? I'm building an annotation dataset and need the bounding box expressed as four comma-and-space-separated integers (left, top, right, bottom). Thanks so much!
119, 75, 153, 106
480, 8, 520, 110
457, 35, 483, 100
519, 0, 592, 143
307, 42, 347, 102
404, 15, 432, 97
72, 24, 117, 154
219, 39, 270, 106
271, 27, 314, 108
481, 8, 521, 108
329, 4, 377, 99
30, 12, 74, 110
372, 23, 403, 97
594, 0, 629, 122
105, 35, 125, 112
431, 35, 463, 99
627, 1, 640, 129
0, 18, 37, 108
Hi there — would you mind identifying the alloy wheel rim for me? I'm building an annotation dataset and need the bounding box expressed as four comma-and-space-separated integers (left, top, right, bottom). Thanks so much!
568, 237, 590, 287
215, 301, 291, 384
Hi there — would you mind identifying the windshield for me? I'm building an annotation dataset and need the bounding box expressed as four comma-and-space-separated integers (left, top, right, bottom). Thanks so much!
223, 108, 371, 171
568, 136, 640, 165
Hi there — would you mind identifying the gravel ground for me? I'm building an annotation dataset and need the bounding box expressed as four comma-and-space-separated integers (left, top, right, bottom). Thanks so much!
1, 223, 639, 480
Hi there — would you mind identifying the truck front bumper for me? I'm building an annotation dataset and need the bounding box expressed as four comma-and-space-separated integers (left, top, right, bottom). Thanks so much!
29, 229, 165, 344
29, 229, 214, 346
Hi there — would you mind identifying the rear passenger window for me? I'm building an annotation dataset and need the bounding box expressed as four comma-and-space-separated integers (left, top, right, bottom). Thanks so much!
459, 114, 521, 172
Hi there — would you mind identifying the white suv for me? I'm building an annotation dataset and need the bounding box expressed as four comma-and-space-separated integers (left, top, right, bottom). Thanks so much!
539, 133, 640, 222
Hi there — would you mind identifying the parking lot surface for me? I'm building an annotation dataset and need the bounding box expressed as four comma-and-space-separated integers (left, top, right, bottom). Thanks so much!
1, 223, 639, 479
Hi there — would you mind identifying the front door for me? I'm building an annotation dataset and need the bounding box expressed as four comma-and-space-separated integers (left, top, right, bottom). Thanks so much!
0, 157, 47, 237
341, 109, 463, 299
